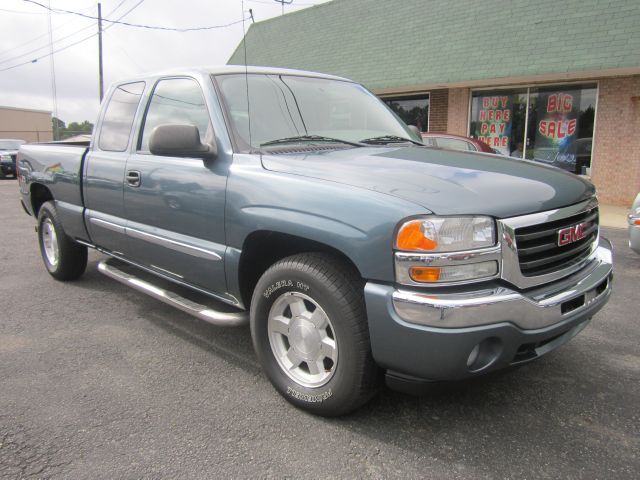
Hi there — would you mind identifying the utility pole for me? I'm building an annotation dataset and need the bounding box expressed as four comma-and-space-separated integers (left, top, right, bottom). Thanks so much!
98, 2, 104, 102
274, 0, 292, 16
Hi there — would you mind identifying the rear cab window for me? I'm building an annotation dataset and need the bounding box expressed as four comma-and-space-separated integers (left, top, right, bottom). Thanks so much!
98, 82, 146, 152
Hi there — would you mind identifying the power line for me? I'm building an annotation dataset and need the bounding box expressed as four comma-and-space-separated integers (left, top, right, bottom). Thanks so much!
0, 1, 134, 66
1, 1, 253, 75
245, 0, 322, 6
0, 32, 98, 73
104, 0, 146, 32
0, 3, 98, 61
0, 18, 95, 66
23, 0, 251, 32
0, 7, 47, 14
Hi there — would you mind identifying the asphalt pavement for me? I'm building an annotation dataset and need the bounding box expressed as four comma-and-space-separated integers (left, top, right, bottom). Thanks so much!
1, 178, 639, 479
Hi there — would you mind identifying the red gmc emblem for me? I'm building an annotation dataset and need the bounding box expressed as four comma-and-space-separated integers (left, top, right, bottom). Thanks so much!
558, 222, 590, 246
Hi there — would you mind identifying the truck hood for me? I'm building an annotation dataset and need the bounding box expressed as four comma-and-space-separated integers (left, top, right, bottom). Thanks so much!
261, 146, 595, 218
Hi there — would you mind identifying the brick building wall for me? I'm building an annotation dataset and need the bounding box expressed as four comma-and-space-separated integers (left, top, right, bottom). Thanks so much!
428, 89, 448, 132
591, 76, 640, 206
446, 88, 470, 136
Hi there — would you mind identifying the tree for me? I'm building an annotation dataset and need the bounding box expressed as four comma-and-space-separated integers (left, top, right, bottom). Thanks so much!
51, 117, 94, 140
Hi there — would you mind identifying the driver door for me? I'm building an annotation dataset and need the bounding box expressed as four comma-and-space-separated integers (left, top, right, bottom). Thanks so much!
123, 77, 228, 296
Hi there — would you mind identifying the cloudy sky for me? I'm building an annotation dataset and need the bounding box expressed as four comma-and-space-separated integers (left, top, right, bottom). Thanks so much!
0, 0, 329, 124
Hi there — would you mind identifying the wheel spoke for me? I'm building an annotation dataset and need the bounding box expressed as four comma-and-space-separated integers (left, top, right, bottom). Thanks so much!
320, 338, 337, 361
271, 315, 290, 335
307, 360, 325, 375
285, 349, 303, 370
308, 308, 328, 329
286, 296, 307, 317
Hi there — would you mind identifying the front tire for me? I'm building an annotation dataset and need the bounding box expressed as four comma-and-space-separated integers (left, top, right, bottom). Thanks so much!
37, 201, 88, 281
250, 253, 380, 416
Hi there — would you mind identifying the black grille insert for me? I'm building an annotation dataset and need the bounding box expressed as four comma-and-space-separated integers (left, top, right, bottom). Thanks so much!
515, 207, 598, 277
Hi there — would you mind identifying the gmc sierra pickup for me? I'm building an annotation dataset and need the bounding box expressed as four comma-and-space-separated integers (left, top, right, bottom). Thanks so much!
18, 67, 613, 416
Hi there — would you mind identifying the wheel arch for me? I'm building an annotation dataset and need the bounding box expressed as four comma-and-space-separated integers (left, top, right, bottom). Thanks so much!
236, 230, 362, 308
30, 183, 54, 217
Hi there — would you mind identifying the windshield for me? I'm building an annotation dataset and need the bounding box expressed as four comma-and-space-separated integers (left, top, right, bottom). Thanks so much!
215, 74, 419, 150
0, 140, 25, 150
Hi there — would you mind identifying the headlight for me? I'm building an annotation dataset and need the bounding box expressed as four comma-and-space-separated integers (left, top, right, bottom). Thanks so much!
396, 216, 495, 252
0, 155, 11, 161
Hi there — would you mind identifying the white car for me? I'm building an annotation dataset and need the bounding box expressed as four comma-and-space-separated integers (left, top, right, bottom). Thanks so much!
629, 193, 640, 254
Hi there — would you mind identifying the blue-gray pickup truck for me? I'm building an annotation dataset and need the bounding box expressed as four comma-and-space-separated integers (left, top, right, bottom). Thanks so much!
17, 67, 613, 416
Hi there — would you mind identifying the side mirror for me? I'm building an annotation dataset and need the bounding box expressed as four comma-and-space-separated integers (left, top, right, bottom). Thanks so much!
149, 124, 217, 160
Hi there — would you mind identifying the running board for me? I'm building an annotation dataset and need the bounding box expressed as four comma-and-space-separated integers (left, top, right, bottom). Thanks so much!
97, 259, 249, 327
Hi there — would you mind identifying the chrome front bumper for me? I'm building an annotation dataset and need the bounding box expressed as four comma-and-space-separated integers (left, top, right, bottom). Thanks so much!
392, 238, 613, 330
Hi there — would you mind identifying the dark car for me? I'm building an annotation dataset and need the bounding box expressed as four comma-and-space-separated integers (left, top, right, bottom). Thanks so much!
421, 132, 498, 153
0, 139, 26, 178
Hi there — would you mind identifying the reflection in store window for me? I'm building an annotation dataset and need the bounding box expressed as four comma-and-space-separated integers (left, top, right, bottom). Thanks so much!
383, 96, 429, 132
527, 85, 596, 175
469, 90, 527, 157
469, 84, 596, 174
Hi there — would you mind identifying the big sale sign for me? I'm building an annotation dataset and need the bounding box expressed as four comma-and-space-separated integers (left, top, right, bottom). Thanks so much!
533, 90, 580, 163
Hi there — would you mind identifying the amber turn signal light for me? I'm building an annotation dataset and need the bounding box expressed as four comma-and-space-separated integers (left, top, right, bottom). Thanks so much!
409, 267, 441, 282
396, 220, 437, 251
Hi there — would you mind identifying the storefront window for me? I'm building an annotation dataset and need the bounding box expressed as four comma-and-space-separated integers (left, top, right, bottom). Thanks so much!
469, 90, 527, 156
470, 84, 597, 174
383, 96, 429, 132
526, 85, 596, 174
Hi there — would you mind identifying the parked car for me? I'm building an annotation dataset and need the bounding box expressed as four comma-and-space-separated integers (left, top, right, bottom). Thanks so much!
18, 67, 613, 416
0, 139, 26, 178
629, 192, 640, 254
421, 132, 498, 153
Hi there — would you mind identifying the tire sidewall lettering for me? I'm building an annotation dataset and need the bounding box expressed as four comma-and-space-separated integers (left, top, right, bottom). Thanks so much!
262, 279, 310, 299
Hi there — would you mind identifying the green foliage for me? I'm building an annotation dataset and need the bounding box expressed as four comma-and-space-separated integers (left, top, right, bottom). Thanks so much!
52, 117, 93, 140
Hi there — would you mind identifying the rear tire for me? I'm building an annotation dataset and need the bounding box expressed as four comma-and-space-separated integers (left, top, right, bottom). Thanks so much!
37, 201, 87, 281
250, 253, 380, 416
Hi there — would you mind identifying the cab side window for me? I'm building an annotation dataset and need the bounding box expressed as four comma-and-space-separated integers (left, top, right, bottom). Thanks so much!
98, 82, 145, 152
139, 78, 211, 152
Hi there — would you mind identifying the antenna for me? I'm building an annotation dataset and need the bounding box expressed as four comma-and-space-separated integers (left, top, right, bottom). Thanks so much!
241, 0, 252, 149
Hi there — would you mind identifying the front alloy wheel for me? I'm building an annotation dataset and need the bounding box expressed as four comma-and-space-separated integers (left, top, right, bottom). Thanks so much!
251, 252, 380, 416
268, 291, 338, 388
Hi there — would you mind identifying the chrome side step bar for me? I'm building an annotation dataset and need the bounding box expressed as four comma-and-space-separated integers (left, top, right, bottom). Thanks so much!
97, 259, 249, 327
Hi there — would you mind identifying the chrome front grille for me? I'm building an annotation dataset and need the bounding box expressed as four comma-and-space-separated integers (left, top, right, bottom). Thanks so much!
515, 207, 599, 277
498, 198, 600, 289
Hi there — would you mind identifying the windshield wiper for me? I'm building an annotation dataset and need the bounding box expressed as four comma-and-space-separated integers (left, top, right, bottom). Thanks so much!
260, 135, 364, 147
359, 135, 423, 146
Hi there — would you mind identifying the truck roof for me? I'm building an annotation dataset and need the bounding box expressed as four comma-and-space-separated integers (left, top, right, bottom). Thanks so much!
114, 65, 352, 85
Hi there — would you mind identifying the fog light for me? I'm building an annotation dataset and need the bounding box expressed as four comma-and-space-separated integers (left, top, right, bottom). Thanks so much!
467, 337, 503, 372
409, 261, 498, 283
466, 344, 480, 368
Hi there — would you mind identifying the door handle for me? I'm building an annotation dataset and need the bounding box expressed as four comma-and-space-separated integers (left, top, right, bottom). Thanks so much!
126, 170, 141, 187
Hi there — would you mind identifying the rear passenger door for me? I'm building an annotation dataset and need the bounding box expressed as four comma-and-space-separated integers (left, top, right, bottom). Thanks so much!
84, 81, 145, 255
123, 77, 229, 297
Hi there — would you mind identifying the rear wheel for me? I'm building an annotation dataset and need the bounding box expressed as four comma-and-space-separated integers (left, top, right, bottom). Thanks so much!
250, 253, 380, 416
37, 201, 87, 281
